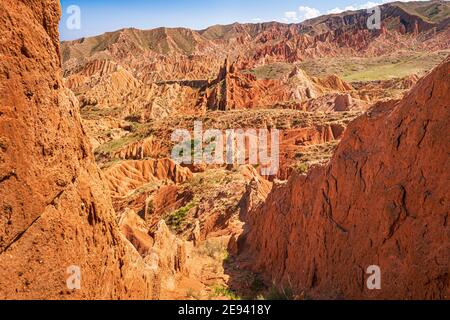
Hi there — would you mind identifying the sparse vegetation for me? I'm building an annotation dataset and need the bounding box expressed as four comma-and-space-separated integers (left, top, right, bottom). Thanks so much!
200, 240, 227, 259
294, 162, 309, 174
243, 62, 294, 80
186, 288, 202, 300
292, 141, 340, 174
132, 182, 160, 197
223, 251, 231, 264
298, 50, 450, 82
396, 1, 450, 23
81, 105, 124, 119
94, 132, 143, 156
213, 285, 241, 300
93, 122, 152, 159
263, 285, 295, 300
124, 113, 142, 122
165, 200, 197, 231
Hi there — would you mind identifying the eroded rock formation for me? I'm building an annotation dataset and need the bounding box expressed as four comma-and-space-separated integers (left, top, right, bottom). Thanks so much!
205, 60, 361, 111
237, 58, 450, 299
1, 0, 448, 301
61, 2, 450, 82
0, 0, 162, 299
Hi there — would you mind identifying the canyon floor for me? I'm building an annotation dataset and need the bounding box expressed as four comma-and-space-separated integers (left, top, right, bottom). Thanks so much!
0, 0, 448, 300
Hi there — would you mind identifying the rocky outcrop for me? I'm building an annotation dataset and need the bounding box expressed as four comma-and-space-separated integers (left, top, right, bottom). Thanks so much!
206, 59, 296, 110
0, 0, 158, 299
104, 159, 193, 198
118, 211, 189, 297
111, 137, 165, 161
119, 209, 155, 256
237, 57, 450, 299
206, 59, 357, 111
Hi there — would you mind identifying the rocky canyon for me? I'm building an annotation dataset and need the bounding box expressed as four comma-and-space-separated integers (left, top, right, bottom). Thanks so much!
0, 0, 448, 300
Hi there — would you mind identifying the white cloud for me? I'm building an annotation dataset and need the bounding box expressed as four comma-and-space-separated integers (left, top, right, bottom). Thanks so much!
284, 11, 299, 22
327, 2, 379, 14
298, 6, 321, 21
283, 6, 321, 23
360, 2, 383, 9
327, 8, 344, 14
251, 18, 262, 22
281, 0, 429, 23
326, 0, 428, 15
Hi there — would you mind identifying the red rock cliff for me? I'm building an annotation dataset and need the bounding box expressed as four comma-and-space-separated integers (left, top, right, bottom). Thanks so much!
0, 0, 156, 299
238, 57, 450, 299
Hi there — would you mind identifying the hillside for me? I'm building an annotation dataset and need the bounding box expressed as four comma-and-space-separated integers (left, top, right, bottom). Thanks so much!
61, 1, 450, 82
237, 56, 450, 299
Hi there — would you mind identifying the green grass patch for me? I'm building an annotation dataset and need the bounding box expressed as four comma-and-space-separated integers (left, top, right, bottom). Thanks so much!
298, 50, 450, 82
243, 62, 295, 80
293, 162, 309, 174
213, 285, 241, 300
262, 286, 295, 300
81, 105, 124, 119
95, 132, 143, 156
200, 240, 227, 259
94, 123, 151, 158
165, 201, 197, 231
395, 1, 450, 24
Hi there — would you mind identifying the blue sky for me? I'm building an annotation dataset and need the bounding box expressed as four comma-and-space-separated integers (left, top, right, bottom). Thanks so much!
59, 0, 414, 40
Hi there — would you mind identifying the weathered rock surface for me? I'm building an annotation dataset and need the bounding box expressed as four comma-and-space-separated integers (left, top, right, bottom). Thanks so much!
0, 0, 158, 299
61, 2, 449, 122
104, 158, 193, 198
2, 0, 447, 301
237, 57, 450, 299
205, 60, 360, 111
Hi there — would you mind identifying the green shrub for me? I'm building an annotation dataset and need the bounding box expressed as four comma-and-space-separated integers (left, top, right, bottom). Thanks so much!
294, 163, 309, 174
200, 240, 226, 259
165, 201, 196, 231
213, 285, 241, 300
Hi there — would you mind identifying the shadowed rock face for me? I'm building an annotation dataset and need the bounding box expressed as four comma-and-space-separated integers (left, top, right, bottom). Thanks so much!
0, 0, 157, 299
238, 57, 450, 300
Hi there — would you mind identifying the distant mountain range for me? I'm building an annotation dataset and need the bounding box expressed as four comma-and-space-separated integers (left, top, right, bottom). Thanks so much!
61, 1, 450, 82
